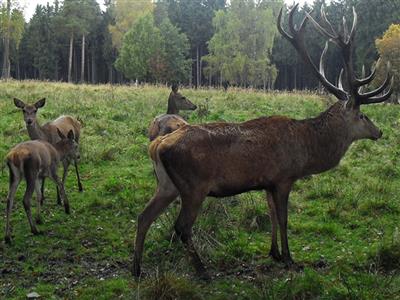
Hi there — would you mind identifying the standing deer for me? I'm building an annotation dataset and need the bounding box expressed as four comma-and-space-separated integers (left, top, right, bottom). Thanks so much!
132, 4, 392, 278
13, 98, 83, 204
4, 129, 80, 244
148, 84, 197, 141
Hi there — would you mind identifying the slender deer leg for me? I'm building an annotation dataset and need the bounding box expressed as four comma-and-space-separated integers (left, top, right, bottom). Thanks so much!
4, 164, 20, 243
51, 168, 69, 214
40, 177, 45, 205
272, 182, 293, 265
132, 185, 178, 277
35, 179, 43, 224
23, 170, 39, 235
174, 191, 208, 278
74, 160, 83, 192
266, 191, 281, 261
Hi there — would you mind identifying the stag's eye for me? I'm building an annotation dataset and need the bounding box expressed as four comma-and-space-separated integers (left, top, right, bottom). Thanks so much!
359, 114, 364, 120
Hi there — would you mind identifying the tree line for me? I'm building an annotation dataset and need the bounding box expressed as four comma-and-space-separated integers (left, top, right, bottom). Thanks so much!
1, 0, 399, 96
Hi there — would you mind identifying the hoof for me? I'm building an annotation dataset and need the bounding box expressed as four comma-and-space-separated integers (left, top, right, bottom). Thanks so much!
64, 206, 70, 214
35, 217, 43, 225
78, 184, 83, 192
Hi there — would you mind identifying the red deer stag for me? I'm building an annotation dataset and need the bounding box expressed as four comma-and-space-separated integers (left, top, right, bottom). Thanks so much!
148, 84, 197, 141
14, 98, 83, 204
4, 129, 80, 243
133, 5, 392, 278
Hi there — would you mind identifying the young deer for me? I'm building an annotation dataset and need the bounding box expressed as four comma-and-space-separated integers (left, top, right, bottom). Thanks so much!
4, 129, 79, 244
148, 85, 197, 141
14, 98, 83, 204
133, 5, 392, 278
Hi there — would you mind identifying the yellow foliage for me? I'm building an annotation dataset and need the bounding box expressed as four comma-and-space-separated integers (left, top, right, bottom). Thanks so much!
108, 0, 154, 49
375, 24, 400, 97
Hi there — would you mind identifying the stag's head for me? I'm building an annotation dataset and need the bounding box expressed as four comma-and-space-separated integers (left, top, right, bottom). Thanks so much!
56, 128, 80, 161
168, 84, 197, 114
14, 98, 46, 126
278, 5, 393, 141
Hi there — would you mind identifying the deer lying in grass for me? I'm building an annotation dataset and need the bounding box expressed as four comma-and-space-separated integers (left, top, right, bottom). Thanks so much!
4, 129, 80, 244
14, 98, 83, 204
148, 85, 197, 141
133, 5, 393, 278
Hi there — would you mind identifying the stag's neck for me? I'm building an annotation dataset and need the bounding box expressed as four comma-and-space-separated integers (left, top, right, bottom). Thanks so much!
301, 103, 353, 175
27, 121, 48, 142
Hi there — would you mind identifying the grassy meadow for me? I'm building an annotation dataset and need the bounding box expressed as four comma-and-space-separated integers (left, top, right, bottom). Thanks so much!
0, 81, 399, 299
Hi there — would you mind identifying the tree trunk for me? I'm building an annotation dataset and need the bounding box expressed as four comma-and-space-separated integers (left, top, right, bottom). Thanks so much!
68, 32, 74, 83
81, 34, 85, 83
91, 48, 96, 84
196, 46, 200, 88
1, 0, 11, 79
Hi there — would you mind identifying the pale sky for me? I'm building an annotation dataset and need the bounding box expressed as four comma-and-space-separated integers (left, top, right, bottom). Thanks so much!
21, 0, 313, 21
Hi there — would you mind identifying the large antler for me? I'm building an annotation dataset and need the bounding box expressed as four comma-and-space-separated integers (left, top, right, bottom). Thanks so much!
278, 4, 393, 108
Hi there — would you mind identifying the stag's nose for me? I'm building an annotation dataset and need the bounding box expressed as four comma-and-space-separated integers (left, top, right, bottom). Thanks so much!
193, 104, 198, 110
26, 119, 33, 125
379, 130, 383, 138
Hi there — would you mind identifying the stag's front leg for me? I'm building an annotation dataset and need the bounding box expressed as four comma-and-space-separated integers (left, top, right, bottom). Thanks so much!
273, 182, 294, 266
175, 192, 208, 279
266, 191, 281, 261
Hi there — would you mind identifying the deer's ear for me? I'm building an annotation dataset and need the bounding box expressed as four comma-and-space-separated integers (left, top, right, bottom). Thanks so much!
171, 84, 179, 93
14, 98, 25, 109
35, 98, 46, 108
67, 129, 75, 140
57, 128, 66, 140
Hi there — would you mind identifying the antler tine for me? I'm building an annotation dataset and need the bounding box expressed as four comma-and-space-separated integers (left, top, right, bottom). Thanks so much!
348, 7, 357, 43
338, 69, 345, 91
277, 7, 293, 40
360, 77, 394, 104
280, 6, 348, 101
306, 11, 336, 39
342, 16, 349, 42
319, 41, 329, 77
356, 58, 379, 86
359, 62, 393, 101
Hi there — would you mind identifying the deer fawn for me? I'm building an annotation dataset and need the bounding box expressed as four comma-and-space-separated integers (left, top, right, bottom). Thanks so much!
14, 98, 83, 204
133, 5, 392, 278
148, 84, 197, 141
4, 129, 80, 244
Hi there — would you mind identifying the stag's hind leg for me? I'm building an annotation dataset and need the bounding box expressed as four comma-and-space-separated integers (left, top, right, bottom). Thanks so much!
4, 163, 20, 243
266, 191, 281, 261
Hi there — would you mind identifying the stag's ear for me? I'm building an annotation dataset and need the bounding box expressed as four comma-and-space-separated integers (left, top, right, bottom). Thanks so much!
57, 128, 66, 140
14, 98, 25, 109
67, 129, 75, 140
34, 98, 46, 108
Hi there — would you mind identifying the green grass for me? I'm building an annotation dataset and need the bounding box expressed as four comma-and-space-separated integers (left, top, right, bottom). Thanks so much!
1, 80, 399, 299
